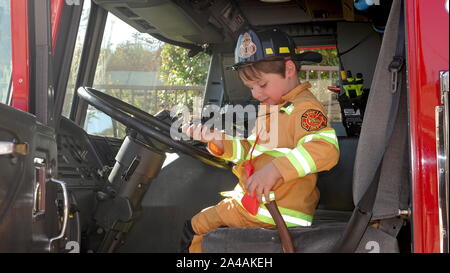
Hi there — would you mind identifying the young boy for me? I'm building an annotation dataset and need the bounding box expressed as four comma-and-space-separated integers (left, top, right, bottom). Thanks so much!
181, 28, 340, 253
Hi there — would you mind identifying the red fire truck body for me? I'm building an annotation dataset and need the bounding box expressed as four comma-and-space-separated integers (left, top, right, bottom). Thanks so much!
1, 0, 448, 253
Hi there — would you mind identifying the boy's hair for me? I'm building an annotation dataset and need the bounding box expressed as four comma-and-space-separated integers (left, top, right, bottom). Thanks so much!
237, 56, 300, 82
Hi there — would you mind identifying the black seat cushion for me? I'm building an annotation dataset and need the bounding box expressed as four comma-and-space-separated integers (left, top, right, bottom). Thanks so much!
203, 222, 346, 253
202, 221, 399, 253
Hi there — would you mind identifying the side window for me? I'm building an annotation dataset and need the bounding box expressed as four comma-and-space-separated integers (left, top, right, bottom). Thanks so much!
0, 0, 12, 104
85, 13, 210, 138
298, 47, 341, 123
62, 0, 91, 118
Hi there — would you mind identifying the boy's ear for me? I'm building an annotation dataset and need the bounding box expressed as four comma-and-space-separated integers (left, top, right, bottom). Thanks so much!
285, 60, 297, 79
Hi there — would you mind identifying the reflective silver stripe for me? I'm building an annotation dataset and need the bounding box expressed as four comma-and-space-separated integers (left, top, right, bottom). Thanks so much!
232, 138, 243, 163
251, 149, 264, 157
272, 147, 291, 154
247, 139, 316, 177
303, 135, 314, 143
257, 208, 312, 227
261, 192, 276, 203
318, 132, 337, 139
291, 148, 311, 174
220, 137, 245, 163
221, 185, 312, 227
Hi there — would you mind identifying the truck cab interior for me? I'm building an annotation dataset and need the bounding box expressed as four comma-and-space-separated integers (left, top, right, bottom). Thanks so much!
0, 0, 414, 253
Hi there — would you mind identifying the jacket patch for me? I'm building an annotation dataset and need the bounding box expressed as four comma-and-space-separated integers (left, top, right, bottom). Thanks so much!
301, 109, 327, 131
239, 32, 257, 58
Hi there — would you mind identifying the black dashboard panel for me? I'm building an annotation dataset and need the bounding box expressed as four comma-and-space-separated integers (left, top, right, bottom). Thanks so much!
88, 135, 123, 168
57, 117, 110, 189
57, 117, 126, 237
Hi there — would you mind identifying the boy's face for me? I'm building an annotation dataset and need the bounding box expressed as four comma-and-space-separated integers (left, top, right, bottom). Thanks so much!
242, 72, 291, 105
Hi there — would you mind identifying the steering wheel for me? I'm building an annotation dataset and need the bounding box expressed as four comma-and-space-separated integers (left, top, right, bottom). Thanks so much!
77, 87, 230, 169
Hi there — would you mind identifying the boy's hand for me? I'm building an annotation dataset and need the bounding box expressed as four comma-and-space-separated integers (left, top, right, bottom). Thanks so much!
181, 121, 216, 143
181, 122, 224, 152
245, 162, 282, 204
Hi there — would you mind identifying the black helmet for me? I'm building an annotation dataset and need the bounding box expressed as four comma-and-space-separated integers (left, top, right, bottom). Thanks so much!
230, 28, 322, 70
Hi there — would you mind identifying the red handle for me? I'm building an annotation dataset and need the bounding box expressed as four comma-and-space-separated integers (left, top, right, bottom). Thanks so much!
242, 161, 259, 215
241, 134, 261, 215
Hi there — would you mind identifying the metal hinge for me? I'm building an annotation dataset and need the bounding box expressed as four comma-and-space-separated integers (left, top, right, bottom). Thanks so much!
398, 209, 411, 219
0, 141, 28, 155
441, 71, 449, 105
437, 70, 449, 253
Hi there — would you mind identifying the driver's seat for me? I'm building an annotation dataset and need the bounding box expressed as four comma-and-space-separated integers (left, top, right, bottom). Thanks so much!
201, 0, 410, 253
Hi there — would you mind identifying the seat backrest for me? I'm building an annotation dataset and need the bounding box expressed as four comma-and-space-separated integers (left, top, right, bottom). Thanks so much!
317, 136, 358, 212
351, 0, 409, 220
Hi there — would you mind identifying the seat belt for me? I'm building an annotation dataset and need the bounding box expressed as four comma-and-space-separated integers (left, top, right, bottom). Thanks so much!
242, 134, 296, 253
332, 0, 405, 253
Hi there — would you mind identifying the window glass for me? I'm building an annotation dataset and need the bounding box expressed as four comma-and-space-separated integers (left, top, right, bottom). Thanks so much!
298, 47, 341, 123
86, 13, 209, 138
62, 0, 91, 118
0, 0, 12, 104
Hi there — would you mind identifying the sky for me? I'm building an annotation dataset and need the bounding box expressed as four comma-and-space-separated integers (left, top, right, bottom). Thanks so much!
79, 0, 161, 51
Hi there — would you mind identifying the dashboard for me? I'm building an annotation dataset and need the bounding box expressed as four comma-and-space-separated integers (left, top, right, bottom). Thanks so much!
57, 117, 108, 189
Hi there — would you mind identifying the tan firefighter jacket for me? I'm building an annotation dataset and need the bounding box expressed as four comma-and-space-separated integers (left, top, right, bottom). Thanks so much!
207, 82, 340, 227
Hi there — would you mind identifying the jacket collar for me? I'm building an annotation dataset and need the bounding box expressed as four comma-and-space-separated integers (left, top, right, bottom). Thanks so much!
257, 82, 311, 116
280, 81, 311, 102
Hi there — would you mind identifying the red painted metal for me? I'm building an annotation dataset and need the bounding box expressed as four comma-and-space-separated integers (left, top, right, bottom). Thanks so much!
406, 0, 449, 253
297, 45, 337, 51
10, 0, 29, 112
51, 0, 64, 54
10, 0, 64, 112
6, 0, 449, 253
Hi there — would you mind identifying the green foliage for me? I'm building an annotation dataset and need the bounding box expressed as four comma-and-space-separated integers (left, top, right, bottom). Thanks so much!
298, 48, 339, 81
106, 32, 163, 73
316, 48, 339, 67
159, 44, 210, 86
106, 41, 162, 72
89, 40, 208, 138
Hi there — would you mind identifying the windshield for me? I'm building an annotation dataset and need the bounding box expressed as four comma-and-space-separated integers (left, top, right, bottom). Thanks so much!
84, 12, 210, 138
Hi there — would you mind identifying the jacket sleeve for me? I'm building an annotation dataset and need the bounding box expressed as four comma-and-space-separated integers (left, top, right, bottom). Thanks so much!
271, 104, 340, 183
206, 133, 252, 164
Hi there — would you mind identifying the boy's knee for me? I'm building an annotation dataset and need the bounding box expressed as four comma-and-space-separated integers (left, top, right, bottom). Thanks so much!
191, 205, 223, 235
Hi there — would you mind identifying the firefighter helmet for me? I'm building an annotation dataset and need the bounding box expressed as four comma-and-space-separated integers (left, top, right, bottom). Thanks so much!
230, 28, 322, 70
231, 28, 297, 70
